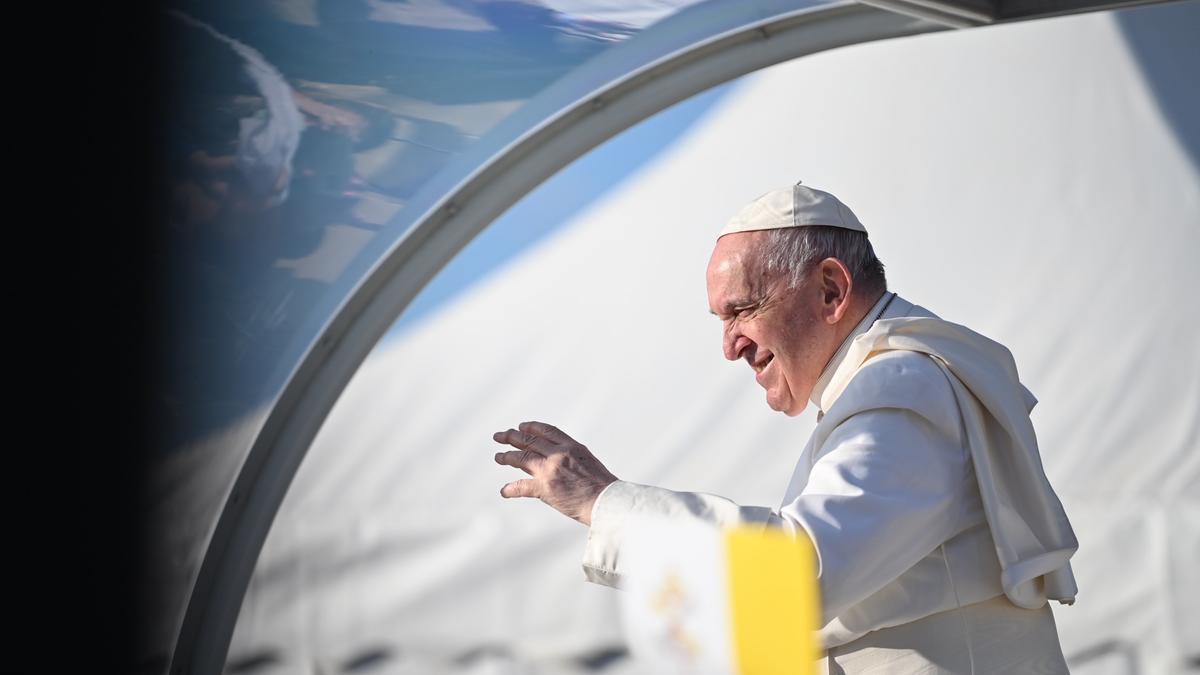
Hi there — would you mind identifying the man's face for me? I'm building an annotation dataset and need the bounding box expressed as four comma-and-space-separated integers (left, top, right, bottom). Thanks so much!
705, 232, 829, 416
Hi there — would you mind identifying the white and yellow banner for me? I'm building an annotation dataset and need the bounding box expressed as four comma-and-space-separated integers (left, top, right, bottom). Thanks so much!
621, 520, 821, 674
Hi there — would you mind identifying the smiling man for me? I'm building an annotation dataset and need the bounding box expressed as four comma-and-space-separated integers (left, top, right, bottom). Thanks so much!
493, 183, 1078, 673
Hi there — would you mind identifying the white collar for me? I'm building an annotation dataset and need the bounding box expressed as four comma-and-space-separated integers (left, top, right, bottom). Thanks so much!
809, 292, 899, 411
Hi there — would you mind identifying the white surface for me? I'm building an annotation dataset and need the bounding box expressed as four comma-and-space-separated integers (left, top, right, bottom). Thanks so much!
230, 5, 1200, 674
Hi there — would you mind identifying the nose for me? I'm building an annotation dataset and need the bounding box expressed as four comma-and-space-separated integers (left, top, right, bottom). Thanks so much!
723, 326, 752, 361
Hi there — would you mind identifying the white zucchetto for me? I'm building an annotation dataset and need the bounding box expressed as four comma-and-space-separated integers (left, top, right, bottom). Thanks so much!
719, 182, 868, 238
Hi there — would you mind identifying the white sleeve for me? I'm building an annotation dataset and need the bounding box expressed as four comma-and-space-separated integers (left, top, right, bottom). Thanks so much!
780, 406, 974, 621
582, 480, 777, 587
582, 407, 973, 617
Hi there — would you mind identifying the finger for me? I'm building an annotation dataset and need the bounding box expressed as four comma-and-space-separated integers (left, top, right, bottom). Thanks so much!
492, 428, 554, 455
518, 421, 575, 447
494, 449, 543, 475
500, 479, 538, 499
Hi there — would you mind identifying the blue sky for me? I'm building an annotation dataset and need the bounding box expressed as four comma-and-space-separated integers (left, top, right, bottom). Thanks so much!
386, 81, 734, 337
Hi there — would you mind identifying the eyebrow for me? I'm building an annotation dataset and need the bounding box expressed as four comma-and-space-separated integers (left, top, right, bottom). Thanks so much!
709, 298, 756, 317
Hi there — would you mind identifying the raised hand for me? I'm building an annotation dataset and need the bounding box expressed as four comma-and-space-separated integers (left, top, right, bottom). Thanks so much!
493, 421, 618, 526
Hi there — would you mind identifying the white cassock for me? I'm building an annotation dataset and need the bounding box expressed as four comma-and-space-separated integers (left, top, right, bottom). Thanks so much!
582, 292, 1079, 674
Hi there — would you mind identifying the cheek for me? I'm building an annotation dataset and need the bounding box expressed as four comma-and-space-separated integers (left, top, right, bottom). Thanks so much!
775, 327, 820, 385
740, 322, 767, 348
775, 322, 811, 358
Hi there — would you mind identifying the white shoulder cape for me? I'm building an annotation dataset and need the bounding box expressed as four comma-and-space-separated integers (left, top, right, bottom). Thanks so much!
822, 316, 1079, 609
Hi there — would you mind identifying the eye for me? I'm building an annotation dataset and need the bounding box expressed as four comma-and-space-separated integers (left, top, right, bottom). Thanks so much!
733, 303, 758, 318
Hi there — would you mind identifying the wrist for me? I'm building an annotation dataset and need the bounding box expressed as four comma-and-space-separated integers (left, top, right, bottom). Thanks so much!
583, 479, 620, 526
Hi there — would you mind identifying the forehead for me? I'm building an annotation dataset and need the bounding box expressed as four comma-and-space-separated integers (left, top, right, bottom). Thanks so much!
708, 231, 761, 271
706, 232, 768, 309
707, 232, 755, 278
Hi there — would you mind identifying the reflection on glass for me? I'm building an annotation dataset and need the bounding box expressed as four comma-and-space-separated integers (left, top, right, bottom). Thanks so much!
156, 0, 653, 450
144, 0, 710, 670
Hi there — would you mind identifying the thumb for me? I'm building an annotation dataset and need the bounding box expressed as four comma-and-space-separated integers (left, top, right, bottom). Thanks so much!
500, 479, 539, 499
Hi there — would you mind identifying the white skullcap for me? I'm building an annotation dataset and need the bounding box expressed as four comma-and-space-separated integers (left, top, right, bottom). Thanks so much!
718, 182, 868, 239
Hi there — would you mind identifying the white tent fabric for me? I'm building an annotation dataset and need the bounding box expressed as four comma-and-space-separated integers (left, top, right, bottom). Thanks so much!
230, 5, 1199, 674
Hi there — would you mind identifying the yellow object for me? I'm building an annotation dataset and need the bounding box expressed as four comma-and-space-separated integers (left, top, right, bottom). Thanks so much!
726, 527, 821, 674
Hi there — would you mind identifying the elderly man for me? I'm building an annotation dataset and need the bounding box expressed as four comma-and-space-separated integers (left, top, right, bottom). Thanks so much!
493, 183, 1078, 673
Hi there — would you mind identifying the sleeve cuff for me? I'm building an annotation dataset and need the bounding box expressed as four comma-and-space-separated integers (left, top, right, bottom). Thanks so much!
580, 480, 642, 588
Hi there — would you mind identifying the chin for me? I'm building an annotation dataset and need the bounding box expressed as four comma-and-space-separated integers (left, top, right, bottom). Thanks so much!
766, 392, 806, 417
782, 403, 807, 417
765, 393, 793, 415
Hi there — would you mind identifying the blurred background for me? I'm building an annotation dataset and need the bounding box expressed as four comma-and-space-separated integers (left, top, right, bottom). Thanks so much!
117, 1, 1198, 673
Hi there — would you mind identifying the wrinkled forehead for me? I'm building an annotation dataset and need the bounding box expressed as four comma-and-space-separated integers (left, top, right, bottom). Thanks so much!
707, 230, 767, 280
707, 232, 777, 307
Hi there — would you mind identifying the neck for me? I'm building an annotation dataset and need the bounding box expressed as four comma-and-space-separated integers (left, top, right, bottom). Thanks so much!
832, 290, 886, 346
807, 289, 891, 410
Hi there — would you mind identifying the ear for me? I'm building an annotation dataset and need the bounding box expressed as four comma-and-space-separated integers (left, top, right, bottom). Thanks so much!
817, 258, 854, 324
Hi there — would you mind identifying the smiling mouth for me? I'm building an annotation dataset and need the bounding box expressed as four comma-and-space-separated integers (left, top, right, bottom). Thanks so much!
752, 354, 774, 374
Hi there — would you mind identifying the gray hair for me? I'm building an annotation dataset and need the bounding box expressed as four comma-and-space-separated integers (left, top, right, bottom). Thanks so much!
759, 226, 887, 296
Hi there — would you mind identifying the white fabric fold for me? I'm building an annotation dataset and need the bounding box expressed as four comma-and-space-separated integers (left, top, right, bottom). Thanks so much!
821, 316, 1079, 608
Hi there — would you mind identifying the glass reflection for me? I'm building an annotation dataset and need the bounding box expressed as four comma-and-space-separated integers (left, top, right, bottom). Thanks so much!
156, 0, 650, 450
146, 0, 706, 669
